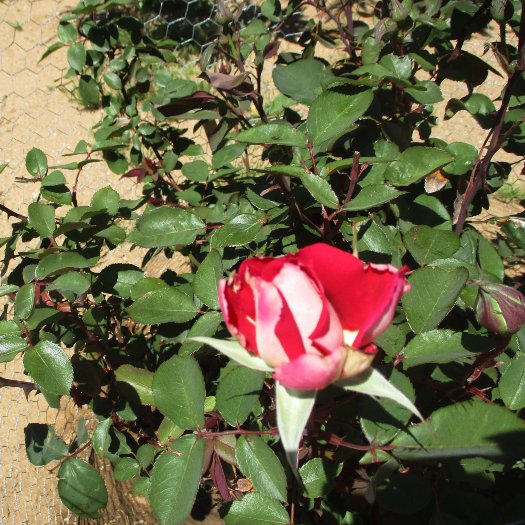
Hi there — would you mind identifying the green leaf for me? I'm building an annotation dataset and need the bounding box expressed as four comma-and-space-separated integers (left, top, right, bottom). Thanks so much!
339, 368, 423, 420
224, 493, 289, 525
194, 249, 223, 309
216, 363, 264, 426
0, 284, 19, 297
385, 147, 453, 186
153, 355, 205, 429
299, 458, 342, 498
25, 148, 48, 177
273, 58, 327, 104
97, 264, 143, 298
359, 368, 415, 445
0, 333, 27, 363
67, 42, 86, 71
127, 287, 197, 324
25, 423, 68, 466
210, 214, 263, 248
95, 225, 126, 245
150, 436, 205, 525
392, 401, 525, 461
23, 341, 73, 396
300, 171, 339, 208
28, 203, 55, 238
403, 225, 460, 265
212, 143, 246, 169
190, 337, 273, 372
402, 267, 469, 333
58, 458, 108, 518
92, 418, 112, 457
478, 236, 504, 281
128, 207, 205, 248
114, 457, 141, 481
180, 312, 222, 356
0, 320, 21, 334
79, 75, 100, 108
405, 80, 443, 104
499, 353, 525, 410
343, 184, 405, 211
40, 41, 66, 61
234, 122, 307, 147
104, 71, 122, 90
14, 283, 35, 320
57, 21, 77, 43
115, 364, 154, 405
275, 382, 316, 470
91, 186, 120, 215
443, 142, 478, 176
401, 330, 492, 368
35, 252, 91, 279
47, 272, 91, 299
307, 88, 373, 151
236, 435, 287, 501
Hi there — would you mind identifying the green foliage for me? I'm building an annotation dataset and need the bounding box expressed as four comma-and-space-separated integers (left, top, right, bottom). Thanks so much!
1, 0, 523, 523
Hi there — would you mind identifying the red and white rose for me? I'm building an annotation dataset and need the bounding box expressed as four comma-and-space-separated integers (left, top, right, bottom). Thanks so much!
218, 243, 410, 390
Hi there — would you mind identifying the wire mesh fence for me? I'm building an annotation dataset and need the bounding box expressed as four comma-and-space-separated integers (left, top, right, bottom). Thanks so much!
0, 0, 523, 523
0, 0, 225, 523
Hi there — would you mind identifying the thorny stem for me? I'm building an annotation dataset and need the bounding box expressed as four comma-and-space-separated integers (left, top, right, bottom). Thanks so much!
48, 440, 93, 473
325, 152, 367, 241
0, 204, 27, 221
454, 5, 525, 234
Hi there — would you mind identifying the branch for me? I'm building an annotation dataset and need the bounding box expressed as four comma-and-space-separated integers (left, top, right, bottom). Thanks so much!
454, 6, 525, 234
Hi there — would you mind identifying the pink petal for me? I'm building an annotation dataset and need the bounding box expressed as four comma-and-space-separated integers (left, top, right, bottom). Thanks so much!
273, 348, 346, 390
252, 277, 304, 367
272, 262, 343, 356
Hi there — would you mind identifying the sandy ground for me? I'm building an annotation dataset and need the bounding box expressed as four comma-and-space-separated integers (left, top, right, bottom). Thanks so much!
0, 1, 523, 524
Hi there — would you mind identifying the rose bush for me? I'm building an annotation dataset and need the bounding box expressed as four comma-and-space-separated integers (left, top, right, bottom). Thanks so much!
219, 243, 410, 390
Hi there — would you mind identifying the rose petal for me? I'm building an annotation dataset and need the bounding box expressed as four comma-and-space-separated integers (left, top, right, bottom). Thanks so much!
272, 262, 343, 355
218, 275, 258, 353
252, 277, 304, 367
273, 349, 346, 390
296, 244, 409, 347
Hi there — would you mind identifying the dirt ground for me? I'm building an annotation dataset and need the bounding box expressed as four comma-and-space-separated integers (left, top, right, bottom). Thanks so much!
0, 1, 523, 524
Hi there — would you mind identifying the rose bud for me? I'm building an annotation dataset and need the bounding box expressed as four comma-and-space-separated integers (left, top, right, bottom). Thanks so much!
218, 243, 410, 391
475, 283, 525, 335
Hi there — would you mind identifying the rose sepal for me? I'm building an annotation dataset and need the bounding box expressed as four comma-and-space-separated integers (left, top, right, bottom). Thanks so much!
275, 382, 317, 473
338, 368, 424, 421
190, 337, 273, 372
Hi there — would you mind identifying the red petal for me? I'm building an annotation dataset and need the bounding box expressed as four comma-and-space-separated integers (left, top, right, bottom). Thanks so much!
219, 274, 258, 353
296, 244, 408, 347
253, 277, 305, 365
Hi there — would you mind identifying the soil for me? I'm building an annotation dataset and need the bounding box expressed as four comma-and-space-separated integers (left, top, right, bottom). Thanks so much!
0, 1, 522, 524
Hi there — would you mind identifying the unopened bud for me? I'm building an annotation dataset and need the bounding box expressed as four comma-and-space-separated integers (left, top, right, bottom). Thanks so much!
475, 283, 525, 335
